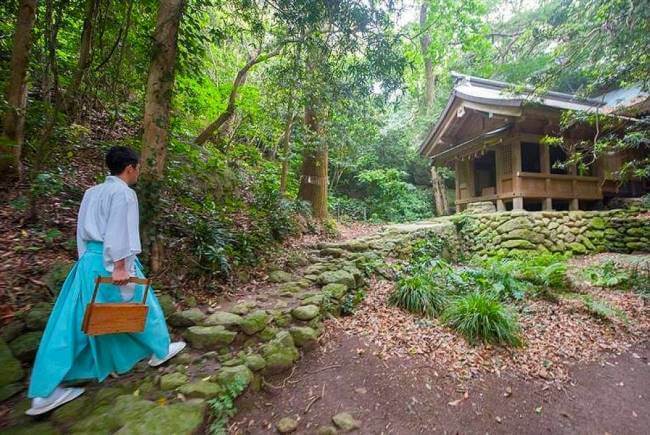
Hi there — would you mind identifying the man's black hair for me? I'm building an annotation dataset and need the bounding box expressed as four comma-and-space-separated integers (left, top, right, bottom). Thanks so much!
105, 146, 139, 175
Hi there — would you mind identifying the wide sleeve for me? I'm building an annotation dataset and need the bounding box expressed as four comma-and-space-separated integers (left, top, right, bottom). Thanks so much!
76, 191, 89, 259
103, 190, 142, 272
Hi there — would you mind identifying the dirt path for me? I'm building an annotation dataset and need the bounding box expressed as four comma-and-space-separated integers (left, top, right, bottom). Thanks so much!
231, 329, 649, 434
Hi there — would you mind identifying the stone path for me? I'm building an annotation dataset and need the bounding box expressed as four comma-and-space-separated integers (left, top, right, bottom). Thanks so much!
0, 220, 454, 434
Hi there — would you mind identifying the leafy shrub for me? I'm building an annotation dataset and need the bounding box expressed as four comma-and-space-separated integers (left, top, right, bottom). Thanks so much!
583, 261, 631, 288
408, 236, 448, 268
442, 292, 522, 346
629, 267, 650, 300
208, 378, 248, 435
356, 168, 432, 222
389, 269, 449, 317
341, 289, 366, 316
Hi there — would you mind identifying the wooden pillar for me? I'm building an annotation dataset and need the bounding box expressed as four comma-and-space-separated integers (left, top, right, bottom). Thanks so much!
569, 198, 579, 211
540, 142, 552, 210
543, 198, 553, 210
497, 199, 506, 211
466, 157, 475, 198
454, 160, 461, 205
511, 137, 521, 196
513, 197, 524, 210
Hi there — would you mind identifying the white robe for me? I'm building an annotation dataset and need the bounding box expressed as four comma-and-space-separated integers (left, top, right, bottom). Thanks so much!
76, 175, 142, 278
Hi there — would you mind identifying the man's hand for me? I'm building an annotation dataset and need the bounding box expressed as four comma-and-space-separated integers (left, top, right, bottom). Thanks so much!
112, 259, 129, 285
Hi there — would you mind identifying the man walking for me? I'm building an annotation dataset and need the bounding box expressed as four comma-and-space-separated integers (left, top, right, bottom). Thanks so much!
26, 146, 185, 415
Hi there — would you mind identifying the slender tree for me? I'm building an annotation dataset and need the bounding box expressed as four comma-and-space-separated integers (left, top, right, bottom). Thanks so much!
0, 0, 38, 181
297, 93, 328, 220
140, 0, 185, 271
66, 0, 100, 114
194, 47, 281, 145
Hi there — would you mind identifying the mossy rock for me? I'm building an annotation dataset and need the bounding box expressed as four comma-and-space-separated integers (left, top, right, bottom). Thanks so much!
257, 326, 278, 342
178, 381, 223, 399
2, 422, 61, 435
261, 331, 299, 375
115, 399, 207, 435
0, 320, 25, 342
8, 331, 42, 362
569, 242, 587, 254
496, 216, 531, 234
184, 326, 236, 349
24, 302, 52, 331
277, 282, 302, 293
322, 283, 348, 300
268, 270, 294, 283
0, 338, 24, 387
202, 311, 243, 328
215, 365, 253, 391
500, 239, 536, 250
156, 294, 175, 318
160, 372, 188, 391
229, 301, 256, 315
240, 310, 271, 335
0, 382, 24, 401
590, 217, 607, 230
42, 260, 74, 296
51, 395, 92, 424
289, 326, 318, 349
168, 308, 206, 327
244, 354, 266, 372
317, 270, 355, 288
291, 305, 320, 321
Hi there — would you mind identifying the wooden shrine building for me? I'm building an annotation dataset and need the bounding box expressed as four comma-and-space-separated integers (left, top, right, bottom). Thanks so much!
419, 73, 649, 212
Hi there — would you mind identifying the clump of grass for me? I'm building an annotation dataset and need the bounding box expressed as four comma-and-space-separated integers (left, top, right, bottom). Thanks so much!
389, 270, 448, 317
442, 292, 523, 346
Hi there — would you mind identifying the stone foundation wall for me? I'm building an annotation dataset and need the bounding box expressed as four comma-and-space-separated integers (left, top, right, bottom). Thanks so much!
453, 210, 650, 256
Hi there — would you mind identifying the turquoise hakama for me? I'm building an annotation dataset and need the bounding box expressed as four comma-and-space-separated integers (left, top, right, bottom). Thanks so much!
27, 241, 170, 399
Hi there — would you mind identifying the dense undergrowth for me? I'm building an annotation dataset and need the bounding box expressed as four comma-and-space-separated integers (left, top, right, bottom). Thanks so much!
390, 237, 648, 347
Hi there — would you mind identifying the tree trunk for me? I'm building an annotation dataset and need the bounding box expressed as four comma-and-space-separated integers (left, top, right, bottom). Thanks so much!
194, 48, 280, 145
66, 0, 99, 114
431, 166, 449, 216
297, 100, 328, 220
279, 101, 295, 195
0, 0, 38, 181
419, 2, 434, 112
140, 0, 185, 272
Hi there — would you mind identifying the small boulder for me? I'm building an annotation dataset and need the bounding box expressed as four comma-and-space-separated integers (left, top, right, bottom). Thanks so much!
318, 270, 355, 288
291, 305, 319, 321
8, 331, 42, 362
269, 270, 294, 283
178, 381, 223, 399
0, 320, 25, 342
276, 417, 298, 433
42, 260, 73, 296
51, 394, 91, 424
332, 412, 361, 432
160, 372, 188, 391
168, 308, 206, 327
116, 399, 207, 435
0, 339, 24, 387
24, 302, 52, 331
240, 310, 271, 335
257, 326, 278, 342
215, 365, 253, 391
203, 311, 243, 328
230, 301, 256, 315
316, 426, 339, 435
289, 326, 318, 349
184, 326, 236, 349
261, 331, 299, 375
244, 354, 266, 372
322, 283, 348, 300
157, 294, 176, 318
0, 383, 24, 401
